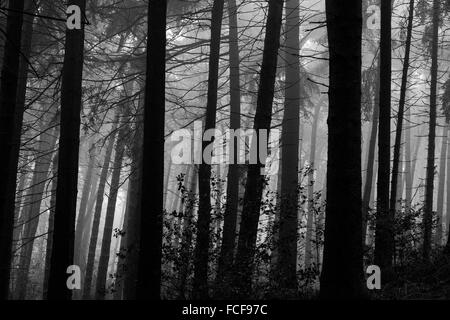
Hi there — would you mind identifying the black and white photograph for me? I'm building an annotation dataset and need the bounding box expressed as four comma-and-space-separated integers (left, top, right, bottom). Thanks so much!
0, 0, 449, 307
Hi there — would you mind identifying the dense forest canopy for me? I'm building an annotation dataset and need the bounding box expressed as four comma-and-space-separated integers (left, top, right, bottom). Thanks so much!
0, 0, 449, 300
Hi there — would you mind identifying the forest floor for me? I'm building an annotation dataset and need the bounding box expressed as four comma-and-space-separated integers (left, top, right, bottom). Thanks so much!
373, 252, 450, 299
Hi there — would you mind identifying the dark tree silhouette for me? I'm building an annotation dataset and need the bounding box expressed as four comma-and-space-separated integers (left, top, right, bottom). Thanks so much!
389, 0, 415, 245
319, 0, 364, 299
0, 0, 25, 299
192, 0, 225, 299
136, 0, 167, 300
276, 0, 300, 294
374, 0, 393, 272
215, 0, 241, 297
423, 0, 440, 262
233, 0, 284, 298
47, 0, 87, 300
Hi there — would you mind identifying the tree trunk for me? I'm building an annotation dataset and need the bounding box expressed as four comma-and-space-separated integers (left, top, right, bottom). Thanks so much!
405, 105, 412, 210
389, 0, 414, 248
82, 121, 118, 299
192, 0, 224, 299
43, 153, 58, 299
233, 0, 284, 298
136, 0, 167, 300
305, 101, 322, 269
9, 0, 39, 291
374, 0, 393, 272
177, 165, 198, 299
16, 121, 58, 299
362, 66, 380, 244
74, 143, 97, 268
123, 119, 143, 300
95, 116, 127, 299
319, 0, 364, 299
163, 158, 173, 210
11, 153, 30, 297
445, 122, 450, 253
423, 0, 439, 262
275, 0, 300, 296
435, 124, 448, 246
47, 0, 86, 300
0, 0, 26, 298
215, 0, 241, 296
78, 162, 101, 278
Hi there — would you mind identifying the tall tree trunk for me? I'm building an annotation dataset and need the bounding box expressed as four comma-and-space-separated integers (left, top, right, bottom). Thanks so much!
435, 124, 448, 246
95, 116, 127, 299
47, 0, 86, 300
362, 67, 380, 244
389, 0, 414, 250
74, 143, 96, 268
215, 0, 241, 296
123, 119, 143, 300
445, 122, 450, 253
374, 0, 393, 271
319, 0, 364, 299
275, 0, 300, 296
11, 153, 30, 297
78, 162, 101, 277
136, 0, 167, 300
423, 0, 439, 262
9, 0, 39, 298
192, 0, 224, 299
9, 0, 39, 290
16, 121, 58, 299
177, 165, 198, 299
233, 0, 284, 298
305, 101, 322, 269
43, 153, 58, 299
405, 105, 413, 210
82, 121, 117, 299
0, 0, 25, 298
163, 158, 173, 210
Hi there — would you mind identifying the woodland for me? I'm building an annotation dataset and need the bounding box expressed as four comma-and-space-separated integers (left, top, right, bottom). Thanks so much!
0, 0, 450, 300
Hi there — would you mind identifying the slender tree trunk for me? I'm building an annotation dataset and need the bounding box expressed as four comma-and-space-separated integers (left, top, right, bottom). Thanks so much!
275, 0, 300, 296
305, 101, 322, 269
113, 202, 128, 300
177, 165, 198, 299
16, 122, 58, 299
136, 0, 167, 300
389, 0, 414, 251
374, 0, 393, 272
11, 153, 30, 296
74, 143, 96, 268
362, 67, 380, 244
233, 0, 284, 298
435, 124, 448, 246
423, 0, 439, 262
123, 120, 143, 300
9, 0, 39, 290
445, 122, 450, 252
95, 116, 127, 299
405, 106, 412, 210
164, 159, 173, 210
47, 0, 86, 300
171, 165, 191, 255
319, 0, 364, 299
82, 121, 117, 299
43, 153, 58, 299
192, 0, 224, 299
78, 163, 101, 278
215, 0, 241, 296
0, 0, 26, 298
410, 126, 424, 201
